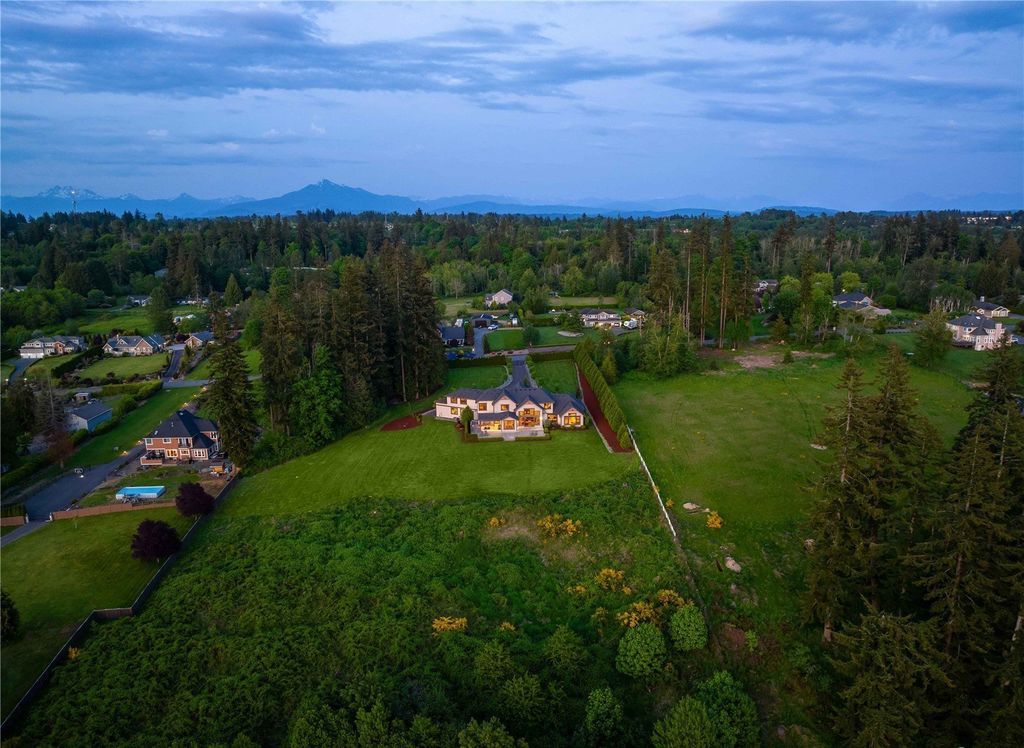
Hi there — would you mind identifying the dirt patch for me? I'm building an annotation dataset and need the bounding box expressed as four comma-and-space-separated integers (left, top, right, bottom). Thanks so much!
379, 414, 422, 432
735, 354, 780, 370
792, 351, 834, 360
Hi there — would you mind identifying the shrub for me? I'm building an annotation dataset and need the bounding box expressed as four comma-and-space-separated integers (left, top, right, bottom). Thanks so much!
474, 640, 514, 685
652, 697, 714, 748
615, 623, 666, 680
130, 519, 181, 561
544, 625, 585, 675
694, 671, 759, 748
458, 718, 524, 748
595, 568, 625, 591
498, 673, 545, 728
617, 601, 657, 628
669, 604, 708, 651
583, 687, 623, 745
1, 589, 20, 642
706, 511, 723, 529
175, 482, 215, 517
432, 616, 468, 634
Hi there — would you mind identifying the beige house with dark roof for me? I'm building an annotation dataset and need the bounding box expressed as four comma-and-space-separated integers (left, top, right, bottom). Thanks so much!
435, 385, 585, 438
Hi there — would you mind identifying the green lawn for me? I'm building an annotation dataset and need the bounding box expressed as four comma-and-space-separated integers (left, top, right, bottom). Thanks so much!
226, 417, 632, 518
78, 465, 204, 508
548, 295, 618, 307
1, 359, 14, 382
77, 354, 167, 382
884, 331, 995, 383
486, 326, 580, 351
187, 346, 261, 380
440, 296, 480, 317
76, 307, 154, 335
0, 507, 192, 717
614, 344, 977, 728
69, 387, 201, 468
445, 363, 507, 390
531, 359, 579, 395
24, 355, 71, 380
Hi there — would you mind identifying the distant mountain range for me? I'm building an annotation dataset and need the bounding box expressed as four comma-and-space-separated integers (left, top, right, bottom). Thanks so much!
1, 180, 1020, 219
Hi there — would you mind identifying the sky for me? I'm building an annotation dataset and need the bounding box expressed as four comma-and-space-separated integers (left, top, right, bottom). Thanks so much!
1, 1, 1022, 210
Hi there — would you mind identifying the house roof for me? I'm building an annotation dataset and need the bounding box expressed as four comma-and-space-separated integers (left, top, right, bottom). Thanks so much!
22, 335, 84, 346
625, 307, 646, 315
949, 314, 1000, 330
188, 331, 214, 343
486, 288, 512, 297
147, 410, 218, 440
833, 291, 870, 303
439, 325, 465, 342
579, 308, 621, 317
471, 313, 496, 321
70, 400, 113, 421
446, 385, 586, 416
106, 334, 164, 349
974, 299, 1008, 311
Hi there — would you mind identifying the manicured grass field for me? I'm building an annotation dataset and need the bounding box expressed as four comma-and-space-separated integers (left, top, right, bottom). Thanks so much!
187, 346, 261, 380
884, 331, 996, 383
24, 355, 70, 380
440, 296, 480, 317
0, 360, 14, 382
548, 295, 618, 307
0, 507, 192, 717
69, 387, 201, 468
78, 465, 216, 508
486, 326, 580, 351
445, 363, 508, 390
76, 307, 154, 335
225, 417, 632, 518
531, 359, 579, 395
76, 354, 167, 382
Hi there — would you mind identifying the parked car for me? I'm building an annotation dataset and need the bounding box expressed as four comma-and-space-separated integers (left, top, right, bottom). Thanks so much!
73, 467, 85, 477
488, 324, 499, 330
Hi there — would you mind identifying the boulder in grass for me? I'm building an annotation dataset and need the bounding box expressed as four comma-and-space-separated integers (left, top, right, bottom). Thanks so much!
725, 556, 742, 573
683, 502, 701, 511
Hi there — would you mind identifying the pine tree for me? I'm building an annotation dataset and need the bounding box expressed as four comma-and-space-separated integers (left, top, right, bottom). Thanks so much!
223, 273, 243, 306
805, 359, 874, 640
648, 245, 679, 326
600, 349, 618, 384
831, 608, 949, 747
207, 315, 259, 467
292, 344, 345, 447
259, 294, 301, 432
913, 308, 953, 369
716, 215, 733, 349
147, 284, 174, 335
691, 218, 711, 346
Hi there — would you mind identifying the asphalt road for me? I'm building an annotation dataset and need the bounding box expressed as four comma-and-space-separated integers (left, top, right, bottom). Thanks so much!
163, 345, 185, 379
509, 354, 535, 387
21, 445, 144, 521
6, 357, 35, 384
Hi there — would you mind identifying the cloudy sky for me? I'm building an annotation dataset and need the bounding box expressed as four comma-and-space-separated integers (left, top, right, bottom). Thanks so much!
1, 1, 1021, 209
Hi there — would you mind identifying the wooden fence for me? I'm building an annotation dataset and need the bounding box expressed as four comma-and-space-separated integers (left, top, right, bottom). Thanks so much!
0, 475, 241, 733
50, 500, 176, 521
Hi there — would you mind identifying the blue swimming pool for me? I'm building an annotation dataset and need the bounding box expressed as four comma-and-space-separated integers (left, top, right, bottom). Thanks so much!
115, 486, 166, 501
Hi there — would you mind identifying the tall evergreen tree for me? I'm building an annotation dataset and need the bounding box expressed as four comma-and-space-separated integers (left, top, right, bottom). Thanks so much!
222, 273, 243, 306
259, 294, 302, 432
831, 608, 949, 748
648, 245, 679, 326
716, 216, 733, 349
207, 315, 259, 467
292, 344, 345, 447
147, 284, 174, 335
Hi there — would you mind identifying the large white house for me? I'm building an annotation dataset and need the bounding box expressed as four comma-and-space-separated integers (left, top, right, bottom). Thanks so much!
946, 314, 1008, 351
579, 309, 622, 328
19, 335, 86, 359
435, 385, 586, 438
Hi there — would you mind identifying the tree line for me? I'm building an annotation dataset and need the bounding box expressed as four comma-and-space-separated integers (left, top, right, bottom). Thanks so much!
805, 343, 1023, 745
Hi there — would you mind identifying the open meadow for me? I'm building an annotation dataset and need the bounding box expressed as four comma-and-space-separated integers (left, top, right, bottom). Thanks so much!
187, 346, 261, 380
613, 340, 986, 724
0, 507, 193, 717
531, 358, 580, 395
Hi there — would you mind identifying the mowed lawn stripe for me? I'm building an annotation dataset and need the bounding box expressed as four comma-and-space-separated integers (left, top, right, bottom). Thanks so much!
225, 418, 632, 517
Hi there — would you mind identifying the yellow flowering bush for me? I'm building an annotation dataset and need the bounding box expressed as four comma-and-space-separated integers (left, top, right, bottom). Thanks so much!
656, 589, 686, 608
67, 647, 81, 661
432, 616, 468, 634
566, 584, 588, 597
707, 511, 723, 529
595, 568, 626, 591
537, 514, 583, 539
498, 621, 516, 632
616, 601, 657, 628
488, 516, 504, 528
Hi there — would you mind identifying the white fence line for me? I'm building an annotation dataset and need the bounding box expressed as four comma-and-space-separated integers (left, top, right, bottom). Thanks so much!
627, 426, 677, 539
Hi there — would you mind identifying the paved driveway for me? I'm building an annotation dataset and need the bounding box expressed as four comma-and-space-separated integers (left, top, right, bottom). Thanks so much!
509, 354, 535, 387
22, 445, 144, 521
7, 357, 35, 384
163, 344, 185, 379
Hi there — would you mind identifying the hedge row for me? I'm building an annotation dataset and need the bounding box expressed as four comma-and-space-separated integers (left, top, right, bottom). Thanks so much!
51, 347, 103, 379
573, 347, 631, 449
98, 380, 162, 400
1, 503, 26, 518
448, 355, 507, 369
528, 349, 574, 363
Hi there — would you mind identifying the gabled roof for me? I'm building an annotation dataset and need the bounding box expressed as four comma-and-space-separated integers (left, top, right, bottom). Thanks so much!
833, 291, 870, 303
445, 385, 587, 416
974, 299, 1008, 311
70, 400, 113, 420
188, 331, 215, 343
949, 314, 1000, 330
439, 325, 465, 342
106, 334, 164, 349
579, 308, 621, 317
147, 410, 218, 439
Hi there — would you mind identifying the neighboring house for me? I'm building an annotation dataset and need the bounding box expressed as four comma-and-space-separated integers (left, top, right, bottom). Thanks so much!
141, 410, 220, 466
435, 385, 586, 438
832, 291, 873, 309
126, 295, 151, 307
186, 331, 215, 349
439, 325, 466, 347
174, 313, 196, 325
484, 289, 513, 308
946, 314, 1008, 351
624, 308, 646, 329
579, 309, 622, 328
972, 296, 1010, 318
756, 279, 779, 292
67, 400, 113, 433
104, 334, 165, 356
471, 314, 497, 328
19, 335, 86, 359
